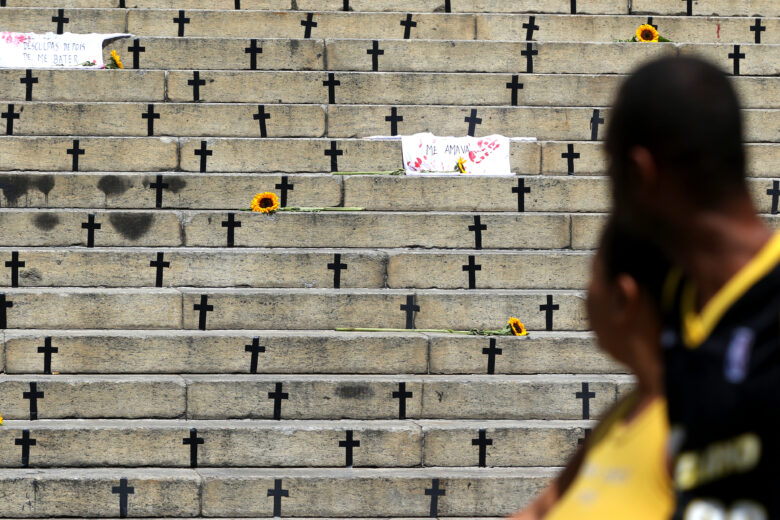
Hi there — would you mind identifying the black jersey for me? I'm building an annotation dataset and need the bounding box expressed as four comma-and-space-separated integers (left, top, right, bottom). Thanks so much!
662, 233, 780, 520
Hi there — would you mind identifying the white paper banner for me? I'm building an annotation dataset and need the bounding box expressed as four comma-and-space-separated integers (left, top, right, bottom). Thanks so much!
0, 32, 131, 69
402, 132, 513, 176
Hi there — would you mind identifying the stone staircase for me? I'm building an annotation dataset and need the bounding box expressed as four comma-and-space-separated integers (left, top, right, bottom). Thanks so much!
0, 1, 778, 518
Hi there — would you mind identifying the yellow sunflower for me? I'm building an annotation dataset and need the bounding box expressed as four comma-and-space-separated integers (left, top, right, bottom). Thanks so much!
508, 317, 528, 336
0, 412, 3, 425
251, 192, 280, 213
457, 157, 467, 174
635, 24, 659, 43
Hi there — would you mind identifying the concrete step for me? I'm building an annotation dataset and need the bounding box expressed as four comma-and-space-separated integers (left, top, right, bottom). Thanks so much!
2, 330, 621, 375
0, 467, 554, 517
2, 0, 290, 8
0, 248, 593, 290
0, 288, 587, 330
0, 418, 592, 468
632, 0, 778, 17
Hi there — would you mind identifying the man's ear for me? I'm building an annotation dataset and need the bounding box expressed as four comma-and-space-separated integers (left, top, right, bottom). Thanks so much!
614, 273, 641, 322
628, 146, 658, 193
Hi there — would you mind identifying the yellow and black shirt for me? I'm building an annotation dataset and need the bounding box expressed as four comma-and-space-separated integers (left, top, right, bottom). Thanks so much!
662, 231, 780, 520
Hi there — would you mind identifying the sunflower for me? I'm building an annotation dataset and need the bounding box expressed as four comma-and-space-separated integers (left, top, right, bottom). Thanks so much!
0, 412, 3, 425
508, 317, 528, 336
251, 192, 280, 213
635, 24, 659, 43
110, 50, 124, 69
457, 157, 467, 174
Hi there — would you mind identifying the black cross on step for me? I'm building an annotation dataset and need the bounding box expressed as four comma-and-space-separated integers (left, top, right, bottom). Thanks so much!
188, 71, 206, 101
15, 430, 36, 468
37, 337, 58, 375
245, 337, 266, 374
750, 18, 765, 44
506, 75, 523, 106
23, 382, 44, 420
339, 430, 360, 467
275, 176, 293, 207
67, 139, 85, 171
20, 70, 38, 101
385, 107, 403, 136
81, 213, 101, 248
127, 39, 145, 69
576, 382, 596, 419
590, 109, 604, 141
462, 255, 481, 289
540, 294, 559, 331
482, 337, 502, 375
323, 73, 340, 104
444, 0, 451, 12
367, 40, 385, 71
194, 140, 212, 172
268, 382, 288, 420
254, 105, 271, 137
465, 108, 482, 137
682, 0, 692, 16
112, 478, 135, 519
521, 42, 538, 73
472, 428, 493, 467
570, 0, 577, 13
5, 251, 24, 287
728, 45, 746, 76
141, 104, 160, 137
2, 104, 20, 135
118, 0, 126, 6
0, 293, 11, 329
194, 294, 213, 331
562, 143, 580, 174
182, 428, 204, 468
646, 17, 658, 30
235, 0, 240, 7
267, 479, 289, 517
173, 10, 190, 37
401, 13, 417, 39
328, 253, 348, 289
150, 252, 170, 288
149, 174, 168, 208
325, 141, 343, 172
577, 427, 592, 446
221, 212, 241, 247
425, 479, 446, 517
301, 13, 317, 38
522, 16, 539, 40
51, 9, 69, 35
343, 0, 350, 10
468, 215, 487, 250
767, 180, 780, 214
400, 295, 419, 329
512, 178, 531, 212
245, 39, 263, 70
393, 382, 413, 419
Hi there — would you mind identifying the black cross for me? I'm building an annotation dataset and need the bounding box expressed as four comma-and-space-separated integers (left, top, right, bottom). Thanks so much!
767, 180, 780, 215
195, 140, 212, 172
323, 73, 340, 104
149, 174, 168, 208
561, 143, 580, 174
111, 478, 135, 519
37, 337, 58, 375
51, 9, 69, 35
127, 39, 145, 69
464, 109, 482, 137
571, 0, 576, 13
81, 213, 101, 248
173, 10, 190, 37
268, 382, 288, 420
590, 109, 604, 141
267, 479, 289, 517
188, 71, 206, 101
468, 215, 487, 250
392, 382, 413, 419
249, 105, 271, 138
2, 104, 20, 135
245, 337, 266, 374
400, 295, 419, 330
301, 13, 317, 38
472, 429, 493, 467
385, 107, 404, 136
20, 70, 38, 101
462, 255, 481, 290
522, 16, 539, 40
576, 382, 596, 419
577, 427, 593, 446
194, 294, 213, 331
235, 0, 240, 7
750, 18, 766, 44
646, 17, 658, 30
150, 252, 170, 287
328, 253, 348, 289
425, 479, 446, 518
512, 178, 531, 212
119, 0, 126, 6
339, 430, 360, 467
5, 251, 24, 287
539, 294, 559, 331
15, 430, 36, 468
221, 212, 241, 247
274, 175, 294, 207
444, 0, 451, 12
0, 293, 11, 329
728, 45, 746, 76
367, 40, 385, 71
245, 39, 263, 70
400, 13, 417, 39
521, 42, 538, 73
23, 382, 44, 421
67, 139, 85, 171
343, 0, 350, 10
141, 104, 160, 137
506, 75, 524, 106
325, 141, 343, 172
482, 337, 502, 375
182, 428, 204, 468
682, 0, 692, 15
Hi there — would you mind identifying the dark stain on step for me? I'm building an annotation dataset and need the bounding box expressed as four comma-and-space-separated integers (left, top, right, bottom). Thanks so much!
33, 213, 59, 231
35, 175, 55, 196
109, 213, 154, 240
98, 175, 130, 196
335, 384, 375, 399
165, 176, 187, 193
20, 268, 42, 282
0, 174, 29, 205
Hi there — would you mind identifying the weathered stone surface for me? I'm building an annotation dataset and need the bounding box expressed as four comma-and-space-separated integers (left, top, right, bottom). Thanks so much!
3, 0, 290, 6
0, 8, 125, 33
298, 0, 627, 13
4, 330, 428, 374
631, 0, 779, 16
0, 375, 186, 419
571, 213, 608, 250
678, 43, 780, 76
0, 70, 165, 102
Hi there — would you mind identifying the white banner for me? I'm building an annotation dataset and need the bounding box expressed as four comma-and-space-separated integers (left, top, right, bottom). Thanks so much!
0, 32, 131, 69
401, 132, 513, 176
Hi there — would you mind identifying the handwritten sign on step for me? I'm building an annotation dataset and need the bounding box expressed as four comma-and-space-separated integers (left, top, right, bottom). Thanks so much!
401, 133, 512, 176
0, 32, 130, 69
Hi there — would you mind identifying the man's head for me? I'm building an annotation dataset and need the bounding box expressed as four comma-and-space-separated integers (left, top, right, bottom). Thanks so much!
606, 56, 747, 245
